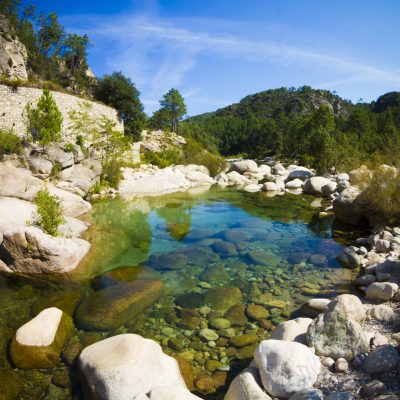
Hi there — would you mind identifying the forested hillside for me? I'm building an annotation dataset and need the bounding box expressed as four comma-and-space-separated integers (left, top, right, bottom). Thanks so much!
181, 87, 400, 172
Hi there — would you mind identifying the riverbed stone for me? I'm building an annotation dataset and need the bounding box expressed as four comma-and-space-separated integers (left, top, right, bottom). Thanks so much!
307, 298, 331, 311
199, 329, 219, 342
364, 345, 399, 374
254, 339, 320, 399
75, 279, 165, 331
11, 307, 74, 369
246, 305, 269, 320
230, 333, 258, 348
148, 252, 188, 270
336, 248, 361, 269
306, 313, 369, 360
79, 334, 189, 399
205, 287, 243, 312
210, 318, 231, 330
211, 241, 238, 258
224, 367, 272, 400
225, 304, 248, 326
366, 282, 399, 301
0, 368, 24, 400
355, 274, 376, 286
270, 318, 313, 344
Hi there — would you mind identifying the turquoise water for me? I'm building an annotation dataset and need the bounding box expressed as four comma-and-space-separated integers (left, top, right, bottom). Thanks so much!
0, 187, 362, 399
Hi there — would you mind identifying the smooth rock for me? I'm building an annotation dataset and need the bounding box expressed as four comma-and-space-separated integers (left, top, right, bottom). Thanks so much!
366, 282, 398, 301
364, 345, 399, 374
199, 329, 219, 342
362, 380, 387, 397
271, 163, 286, 176
336, 248, 361, 269
303, 177, 332, 195
75, 279, 164, 331
369, 305, 395, 321
262, 182, 279, 192
335, 358, 348, 372
229, 160, 259, 174
307, 298, 331, 311
224, 367, 272, 400
11, 307, 73, 369
285, 179, 304, 189
269, 318, 313, 344
45, 144, 74, 168
355, 274, 376, 286
254, 339, 320, 399
332, 187, 365, 226
79, 334, 188, 400
149, 385, 202, 400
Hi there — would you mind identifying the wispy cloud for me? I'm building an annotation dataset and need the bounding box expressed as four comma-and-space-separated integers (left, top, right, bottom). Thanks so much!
62, 10, 400, 113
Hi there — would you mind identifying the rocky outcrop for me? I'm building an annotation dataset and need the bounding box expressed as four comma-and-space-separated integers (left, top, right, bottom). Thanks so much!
0, 14, 28, 80
10, 307, 73, 368
0, 227, 90, 273
79, 334, 198, 400
332, 186, 366, 225
119, 164, 214, 197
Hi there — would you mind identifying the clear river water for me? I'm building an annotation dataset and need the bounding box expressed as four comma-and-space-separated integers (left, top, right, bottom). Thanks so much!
0, 187, 365, 399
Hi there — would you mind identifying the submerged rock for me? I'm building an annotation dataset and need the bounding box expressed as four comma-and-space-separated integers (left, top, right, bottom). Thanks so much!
75, 279, 164, 331
79, 334, 192, 400
0, 368, 24, 400
148, 252, 188, 270
254, 339, 320, 399
11, 307, 74, 369
205, 287, 243, 312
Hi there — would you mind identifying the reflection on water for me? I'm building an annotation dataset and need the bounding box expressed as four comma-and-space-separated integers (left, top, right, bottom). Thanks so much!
0, 187, 363, 398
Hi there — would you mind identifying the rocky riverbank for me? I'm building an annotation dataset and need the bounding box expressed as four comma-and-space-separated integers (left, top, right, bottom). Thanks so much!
1, 150, 400, 399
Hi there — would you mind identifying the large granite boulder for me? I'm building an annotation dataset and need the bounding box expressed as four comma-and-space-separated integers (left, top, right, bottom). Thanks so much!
44, 144, 74, 169
10, 307, 73, 368
285, 167, 313, 182
332, 186, 366, 225
303, 177, 332, 196
229, 160, 259, 174
0, 227, 90, 274
366, 282, 399, 301
28, 155, 53, 177
79, 334, 189, 400
336, 248, 361, 269
0, 13, 28, 80
254, 339, 320, 399
224, 367, 272, 400
306, 313, 368, 360
75, 279, 165, 331
325, 294, 365, 322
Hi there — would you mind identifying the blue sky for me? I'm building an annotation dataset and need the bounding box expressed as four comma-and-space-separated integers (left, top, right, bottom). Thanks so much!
26, 0, 400, 116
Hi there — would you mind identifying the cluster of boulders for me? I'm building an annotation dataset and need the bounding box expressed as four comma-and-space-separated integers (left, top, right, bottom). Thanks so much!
0, 143, 96, 274
225, 293, 400, 399
214, 159, 347, 200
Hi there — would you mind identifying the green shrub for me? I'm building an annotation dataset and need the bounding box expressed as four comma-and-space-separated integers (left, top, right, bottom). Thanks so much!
358, 166, 400, 224
101, 159, 123, 188
182, 139, 226, 176
26, 89, 63, 146
141, 146, 181, 168
51, 161, 63, 179
33, 188, 65, 236
0, 129, 23, 155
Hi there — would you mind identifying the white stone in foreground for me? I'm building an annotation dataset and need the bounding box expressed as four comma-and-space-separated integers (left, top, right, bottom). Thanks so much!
79, 334, 188, 400
149, 386, 202, 400
16, 307, 63, 347
254, 339, 320, 399
224, 367, 272, 400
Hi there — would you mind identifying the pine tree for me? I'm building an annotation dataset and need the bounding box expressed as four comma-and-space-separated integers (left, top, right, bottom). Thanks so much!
159, 88, 187, 132
26, 89, 63, 145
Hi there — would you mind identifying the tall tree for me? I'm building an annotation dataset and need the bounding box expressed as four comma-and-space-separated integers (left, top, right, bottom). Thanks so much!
95, 71, 146, 140
159, 88, 187, 132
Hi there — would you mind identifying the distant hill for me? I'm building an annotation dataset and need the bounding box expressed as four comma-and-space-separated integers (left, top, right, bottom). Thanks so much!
180, 86, 400, 171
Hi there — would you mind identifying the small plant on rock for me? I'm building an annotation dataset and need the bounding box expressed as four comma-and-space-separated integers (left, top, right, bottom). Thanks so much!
25, 89, 63, 146
33, 187, 65, 236
0, 129, 23, 156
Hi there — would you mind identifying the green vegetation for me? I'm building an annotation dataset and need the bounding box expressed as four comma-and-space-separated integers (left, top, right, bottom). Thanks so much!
358, 167, 400, 225
141, 137, 225, 176
0, 129, 23, 155
1, 1, 92, 92
33, 187, 65, 236
25, 89, 63, 145
69, 102, 129, 188
181, 86, 400, 173
95, 72, 146, 140
149, 88, 187, 132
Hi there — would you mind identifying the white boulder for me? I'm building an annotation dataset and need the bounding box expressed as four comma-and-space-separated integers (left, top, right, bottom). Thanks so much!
366, 282, 399, 301
285, 179, 303, 189
262, 182, 279, 192
254, 339, 320, 399
79, 334, 189, 400
303, 177, 332, 196
225, 367, 271, 400
229, 160, 258, 174
286, 167, 313, 182
269, 318, 313, 344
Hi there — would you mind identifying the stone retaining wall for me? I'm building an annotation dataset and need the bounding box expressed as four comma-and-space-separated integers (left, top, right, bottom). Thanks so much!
0, 84, 123, 136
